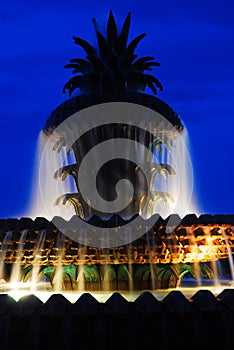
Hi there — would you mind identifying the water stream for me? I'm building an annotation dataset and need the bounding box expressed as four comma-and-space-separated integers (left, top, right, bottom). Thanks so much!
0, 231, 12, 281
10, 229, 28, 284
0, 122, 232, 295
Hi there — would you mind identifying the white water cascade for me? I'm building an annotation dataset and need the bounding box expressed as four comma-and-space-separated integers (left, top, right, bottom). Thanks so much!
27, 125, 199, 221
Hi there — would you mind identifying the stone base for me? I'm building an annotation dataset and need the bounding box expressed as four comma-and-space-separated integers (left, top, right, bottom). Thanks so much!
1, 289, 234, 350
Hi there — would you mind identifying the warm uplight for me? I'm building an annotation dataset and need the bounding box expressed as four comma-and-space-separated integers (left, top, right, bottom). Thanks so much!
5, 284, 234, 303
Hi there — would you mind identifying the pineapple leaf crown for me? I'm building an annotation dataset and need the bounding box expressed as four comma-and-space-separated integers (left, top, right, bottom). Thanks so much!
63, 10, 163, 97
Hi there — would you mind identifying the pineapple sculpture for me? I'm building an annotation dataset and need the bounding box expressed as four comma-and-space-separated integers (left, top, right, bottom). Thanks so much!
44, 10, 182, 220
40, 11, 215, 290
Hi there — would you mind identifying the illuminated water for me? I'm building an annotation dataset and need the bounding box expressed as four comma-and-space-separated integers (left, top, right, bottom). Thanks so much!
1, 124, 231, 295
1, 282, 233, 303
28, 126, 199, 221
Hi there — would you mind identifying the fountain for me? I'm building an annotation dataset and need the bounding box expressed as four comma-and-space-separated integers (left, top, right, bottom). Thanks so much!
0, 10, 233, 349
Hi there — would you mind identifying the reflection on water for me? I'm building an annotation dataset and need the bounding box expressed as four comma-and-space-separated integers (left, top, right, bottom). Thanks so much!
0, 280, 233, 303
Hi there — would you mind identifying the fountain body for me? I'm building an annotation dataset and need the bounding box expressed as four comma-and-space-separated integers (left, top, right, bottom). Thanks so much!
0, 11, 233, 293
0, 11, 233, 350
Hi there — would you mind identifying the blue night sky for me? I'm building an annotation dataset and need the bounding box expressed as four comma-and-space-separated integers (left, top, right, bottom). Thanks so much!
0, 0, 233, 218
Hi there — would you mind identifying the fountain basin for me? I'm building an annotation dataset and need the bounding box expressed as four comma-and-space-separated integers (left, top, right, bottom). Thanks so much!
0, 214, 233, 291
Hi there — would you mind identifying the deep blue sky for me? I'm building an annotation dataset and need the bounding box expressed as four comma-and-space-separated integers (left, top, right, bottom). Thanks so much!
0, 0, 233, 218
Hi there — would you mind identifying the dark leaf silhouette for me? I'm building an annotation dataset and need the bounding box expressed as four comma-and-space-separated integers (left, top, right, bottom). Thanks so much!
63, 11, 162, 96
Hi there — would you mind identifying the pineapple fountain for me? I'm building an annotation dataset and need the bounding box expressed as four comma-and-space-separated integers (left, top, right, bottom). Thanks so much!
0, 11, 233, 350
0, 10, 233, 295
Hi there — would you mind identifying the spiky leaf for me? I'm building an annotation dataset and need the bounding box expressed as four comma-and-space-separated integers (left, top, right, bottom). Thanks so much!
141, 73, 163, 92
72, 36, 97, 56
70, 58, 93, 72
116, 12, 131, 54
86, 55, 105, 71
92, 18, 109, 60
64, 12, 162, 98
107, 10, 118, 48
63, 75, 85, 95
126, 33, 146, 55
132, 56, 160, 69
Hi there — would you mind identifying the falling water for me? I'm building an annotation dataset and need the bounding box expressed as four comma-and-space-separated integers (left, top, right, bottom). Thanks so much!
100, 243, 112, 291
0, 231, 12, 281
76, 243, 87, 292
127, 244, 134, 291
166, 127, 199, 218
22, 116, 204, 293
53, 233, 65, 292
10, 229, 28, 284
185, 227, 202, 286
53, 257, 63, 292
27, 124, 199, 222
124, 262, 133, 292
126, 227, 134, 291
221, 227, 234, 282
77, 263, 85, 292
30, 229, 47, 291
146, 228, 156, 290
80, 229, 94, 291
203, 227, 220, 286
27, 131, 76, 220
